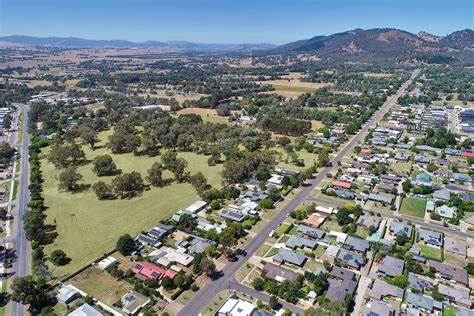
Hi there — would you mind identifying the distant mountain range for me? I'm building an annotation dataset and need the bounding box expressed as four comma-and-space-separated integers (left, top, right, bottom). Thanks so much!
0, 35, 276, 52
1, 28, 473, 59
270, 28, 474, 61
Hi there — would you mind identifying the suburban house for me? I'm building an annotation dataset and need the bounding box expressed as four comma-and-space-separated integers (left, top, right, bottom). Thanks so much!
452, 173, 472, 183
369, 279, 404, 301
406, 292, 442, 314
220, 209, 246, 222
344, 236, 370, 253
435, 205, 455, 219
363, 300, 396, 316
389, 222, 413, 237
155, 248, 194, 267
438, 284, 472, 308
303, 213, 326, 228
69, 304, 103, 316
262, 262, 298, 282
188, 238, 216, 254
217, 297, 255, 316
418, 228, 443, 248
356, 214, 381, 229
296, 224, 325, 239
428, 260, 469, 287
444, 236, 467, 258
285, 235, 317, 250
136, 233, 162, 248
408, 273, 433, 293
97, 256, 118, 271
368, 193, 394, 206
337, 249, 364, 269
326, 267, 358, 302
377, 256, 404, 277
121, 290, 150, 315
56, 285, 80, 306
148, 223, 175, 239
273, 248, 307, 267
131, 261, 177, 281
433, 189, 451, 201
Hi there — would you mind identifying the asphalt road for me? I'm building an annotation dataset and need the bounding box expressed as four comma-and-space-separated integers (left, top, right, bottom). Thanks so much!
179, 70, 420, 316
7, 104, 30, 316
310, 197, 474, 239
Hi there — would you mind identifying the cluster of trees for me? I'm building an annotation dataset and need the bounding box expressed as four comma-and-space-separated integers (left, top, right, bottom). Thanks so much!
417, 127, 457, 149
0, 143, 16, 166
252, 274, 305, 304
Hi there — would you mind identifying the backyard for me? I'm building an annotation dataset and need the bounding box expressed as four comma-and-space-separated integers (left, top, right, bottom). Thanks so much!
419, 244, 443, 261
42, 130, 223, 277
399, 197, 426, 218
68, 267, 133, 305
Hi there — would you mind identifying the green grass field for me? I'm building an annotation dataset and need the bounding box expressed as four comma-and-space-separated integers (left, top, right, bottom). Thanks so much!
274, 147, 318, 171
42, 130, 223, 277
420, 244, 443, 261
399, 197, 426, 218
271, 84, 316, 94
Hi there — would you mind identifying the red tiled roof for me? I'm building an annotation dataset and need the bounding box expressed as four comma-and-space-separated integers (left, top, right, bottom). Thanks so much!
332, 181, 351, 189
461, 151, 474, 158
165, 270, 178, 279
360, 149, 372, 154
132, 261, 166, 279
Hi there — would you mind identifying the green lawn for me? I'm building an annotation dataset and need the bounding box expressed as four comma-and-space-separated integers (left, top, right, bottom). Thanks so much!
399, 197, 426, 218
42, 130, 223, 277
265, 248, 279, 258
320, 216, 342, 232
392, 161, 412, 173
256, 244, 271, 257
275, 223, 291, 236
274, 147, 318, 171
420, 244, 443, 261
443, 307, 457, 316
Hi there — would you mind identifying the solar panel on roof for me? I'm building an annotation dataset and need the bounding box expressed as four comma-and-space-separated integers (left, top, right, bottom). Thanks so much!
135, 264, 143, 269
151, 271, 160, 278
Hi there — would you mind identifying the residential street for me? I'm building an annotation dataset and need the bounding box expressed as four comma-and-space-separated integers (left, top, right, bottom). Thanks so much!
5, 104, 31, 316
178, 70, 420, 316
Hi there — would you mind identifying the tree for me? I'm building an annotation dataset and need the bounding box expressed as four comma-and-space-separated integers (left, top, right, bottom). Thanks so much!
466, 262, 474, 275
210, 199, 220, 210
174, 274, 187, 289
112, 172, 144, 198
67, 142, 86, 164
395, 234, 409, 246
11, 275, 49, 313
78, 125, 98, 149
388, 275, 408, 289
92, 181, 114, 200
23, 211, 44, 242
402, 180, 412, 193
92, 155, 118, 176
222, 159, 248, 184
178, 213, 197, 233
58, 167, 83, 192
318, 149, 330, 167
147, 162, 165, 187
269, 295, 280, 310
190, 172, 209, 193
336, 207, 353, 226
116, 234, 136, 255
252, 277, 265, 291
161, 276, 174, 291
199, 256, 216, 277
219, 231, 237, 257
172, 158, 189, 183
47, 144, 69, 168
49, 250, 70, 266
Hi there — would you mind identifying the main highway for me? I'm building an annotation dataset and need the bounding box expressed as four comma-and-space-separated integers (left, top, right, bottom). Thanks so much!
178, 69, 420, 316
6, 104, 31, 316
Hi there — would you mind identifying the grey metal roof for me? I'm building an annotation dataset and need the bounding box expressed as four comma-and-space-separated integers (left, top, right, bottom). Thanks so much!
345, 236, 370, 253
296, 224, 325, 239
337, 249, 364, 269
408, 273, 433, 292
285, 235, 317, 250
273, 248, 307, 266
407, 292, 442, 311
418, 228, 443, 247
378, 256, 404, 277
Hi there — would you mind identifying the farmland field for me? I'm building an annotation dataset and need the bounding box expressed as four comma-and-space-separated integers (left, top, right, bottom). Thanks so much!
399, 197, 426, 218
42, 130, 223, 277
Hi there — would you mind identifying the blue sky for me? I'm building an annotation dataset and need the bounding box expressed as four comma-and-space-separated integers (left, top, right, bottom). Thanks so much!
1, 0, 472, 44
